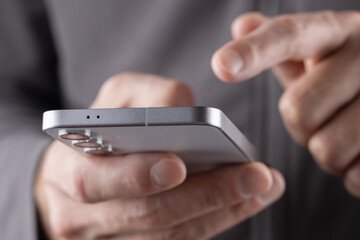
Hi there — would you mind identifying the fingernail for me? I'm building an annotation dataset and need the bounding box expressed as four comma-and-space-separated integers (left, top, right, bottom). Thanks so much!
151, 159, 186, 189
279, 97, 298, 127
216, 49, 244, 75
344, 163, 360, 198
348, 165, 360, 187
238, 164, 272, 198
309, 137, 326, 162
256, 171, 285, 205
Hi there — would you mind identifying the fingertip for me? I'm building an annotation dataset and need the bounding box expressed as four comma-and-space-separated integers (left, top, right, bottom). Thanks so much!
211, 52, 231, 82
150, 154, 187, 190
238, 162, 273, 197
270, 168, 286, 195
211, 48, 247, 83
256, 168, 285, 205
344, 163, 360, 199
252, 162, 275, 193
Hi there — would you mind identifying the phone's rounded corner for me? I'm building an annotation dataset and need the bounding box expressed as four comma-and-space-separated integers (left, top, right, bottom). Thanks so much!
42, 110, 61, 131
195, 106, 224, 130
43, 109, 60, 117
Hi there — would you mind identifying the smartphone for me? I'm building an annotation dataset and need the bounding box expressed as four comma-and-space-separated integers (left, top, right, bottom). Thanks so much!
43, 107, 259, 171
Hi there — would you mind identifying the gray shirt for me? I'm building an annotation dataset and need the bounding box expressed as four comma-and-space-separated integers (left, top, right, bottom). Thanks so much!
1, 0, 360, 239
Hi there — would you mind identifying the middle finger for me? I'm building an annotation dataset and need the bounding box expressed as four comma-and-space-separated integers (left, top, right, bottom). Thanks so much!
88, 162, 273, 235
309, 95, 360, 175
279, 35, 360, 145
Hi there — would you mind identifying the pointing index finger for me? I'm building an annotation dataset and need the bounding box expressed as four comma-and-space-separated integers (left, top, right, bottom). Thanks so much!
212, 11, 350, 82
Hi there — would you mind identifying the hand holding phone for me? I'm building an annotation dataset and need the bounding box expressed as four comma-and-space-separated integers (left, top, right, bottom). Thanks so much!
36, 73, 284, 239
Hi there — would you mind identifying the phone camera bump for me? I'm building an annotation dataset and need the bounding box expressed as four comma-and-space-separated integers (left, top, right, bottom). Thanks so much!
58, 129, 91, 141
73, 138, 104, 148
84, 146, 113, 156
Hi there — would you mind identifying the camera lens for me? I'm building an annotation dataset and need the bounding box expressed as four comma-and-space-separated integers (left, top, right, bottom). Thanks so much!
84, 146, 113, 156
60, 133, 90, 140
58, 130, 91, 140
73, 139, 103, 148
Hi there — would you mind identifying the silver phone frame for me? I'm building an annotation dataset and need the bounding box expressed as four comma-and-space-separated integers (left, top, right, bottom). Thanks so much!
43, 107, 259, 163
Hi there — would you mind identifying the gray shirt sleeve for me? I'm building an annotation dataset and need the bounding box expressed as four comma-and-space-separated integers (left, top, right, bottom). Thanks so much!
0, 0, 60, 239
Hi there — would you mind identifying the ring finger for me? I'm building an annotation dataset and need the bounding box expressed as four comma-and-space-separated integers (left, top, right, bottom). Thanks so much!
83, 163, 275, 236
309, 95, 360, 175
112, 169, 284, 240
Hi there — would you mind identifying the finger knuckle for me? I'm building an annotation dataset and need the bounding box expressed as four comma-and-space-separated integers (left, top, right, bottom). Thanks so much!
232, 199, 260, 219
123, 173, 150, 196
135, 198, 167, 229
202, 170, 240, 209
95, 72, 136, 107
164, 81, 191, 99
320, 11, 344, 33
107, 72, 134, 87
309, 134, 342, 175
202, 183, 224, 209
119, 158, 149, 194
50, 211, 80, 239
101, 76, 118, 93
68, 173, 89, 202
112, 71, 136, 81
170, 81, 191, 95
153, 80, 193, 106
342, 11, 360, 28
273, 15, 301, 40
279, 93, 307, 133
123, 153, 180, 194
270, 15, 303, 57
100, 72, 135, 94
320, 10, 338, 22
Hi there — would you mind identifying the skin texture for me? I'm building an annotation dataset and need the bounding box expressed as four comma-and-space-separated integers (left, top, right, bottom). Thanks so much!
36, 73, 285, 240
212, 11, 360, 198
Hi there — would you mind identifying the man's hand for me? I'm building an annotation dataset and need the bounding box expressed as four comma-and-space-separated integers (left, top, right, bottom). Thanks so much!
36, 73, 285, 239
212, 11, 360, 198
